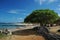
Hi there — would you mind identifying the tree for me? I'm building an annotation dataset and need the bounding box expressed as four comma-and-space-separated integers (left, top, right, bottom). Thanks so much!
54, 17, 60, 25
24, 9, 59, 26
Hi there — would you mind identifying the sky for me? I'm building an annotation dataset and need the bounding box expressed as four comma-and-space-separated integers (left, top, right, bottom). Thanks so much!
0, 0, 60, 23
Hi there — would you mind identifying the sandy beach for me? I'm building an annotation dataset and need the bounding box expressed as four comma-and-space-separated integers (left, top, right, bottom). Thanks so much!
1, 26, 60, 40
9, 26, 60, 40
0, 27, 45, 40
9, 35, 45, 40
0, 34, 45, 40
49, 26, 60, 34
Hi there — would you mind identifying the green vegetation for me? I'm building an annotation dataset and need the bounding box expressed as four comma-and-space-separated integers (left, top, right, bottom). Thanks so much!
54, 17, 60, 25
0, 33, 7, 38
24, 9, 59, 26
0, 33, 4, 38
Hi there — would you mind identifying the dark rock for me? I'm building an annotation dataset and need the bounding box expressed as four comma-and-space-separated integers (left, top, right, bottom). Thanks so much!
57, 30, 60, 32
37, 26, 60, 40
38, 26, 49, 34
2, 29, 10, 35
32, 27, 40, 31
0, 31, 1, 33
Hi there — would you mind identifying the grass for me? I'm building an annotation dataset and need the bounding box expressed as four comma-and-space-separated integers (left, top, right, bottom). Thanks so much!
0, 33, 4, 38
0, 33, 7, 38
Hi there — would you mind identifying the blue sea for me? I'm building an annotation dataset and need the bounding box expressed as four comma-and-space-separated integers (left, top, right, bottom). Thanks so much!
0, 23, 26, 29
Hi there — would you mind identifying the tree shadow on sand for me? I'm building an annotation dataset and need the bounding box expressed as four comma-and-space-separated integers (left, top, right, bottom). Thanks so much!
12, 29, 39, 36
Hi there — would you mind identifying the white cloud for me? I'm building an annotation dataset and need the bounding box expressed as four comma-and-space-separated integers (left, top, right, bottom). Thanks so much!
40, 0, 46, 5
17, 18, 24, 22
58, 5, 60, 7
49, 0, 55, 2
48, 0, 57, 3
35, 0, 46, 5
58, 14, 60, 16
35, 0, 58, 5
8, 9, 26, 14
8, 10, 18, 14
56, 8, 60, 11
58, 8, 60, 10
19, 18, 23, 20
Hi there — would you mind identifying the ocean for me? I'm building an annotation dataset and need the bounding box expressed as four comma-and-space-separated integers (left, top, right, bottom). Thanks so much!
0, 23, 26, 30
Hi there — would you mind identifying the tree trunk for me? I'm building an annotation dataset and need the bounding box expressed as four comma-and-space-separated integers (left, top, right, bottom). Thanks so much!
50, 24, 53, 27
40, 23, 44, 27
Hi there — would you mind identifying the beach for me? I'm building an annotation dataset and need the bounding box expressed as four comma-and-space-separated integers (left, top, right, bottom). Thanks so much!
0, 27, 45, 40
49, 26, 60, 34
0, 24, 60, 40
10, 35, 45, 40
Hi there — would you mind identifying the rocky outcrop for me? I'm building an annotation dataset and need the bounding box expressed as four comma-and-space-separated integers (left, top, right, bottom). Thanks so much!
37, 26, 60, 40
12, 26, 60, 40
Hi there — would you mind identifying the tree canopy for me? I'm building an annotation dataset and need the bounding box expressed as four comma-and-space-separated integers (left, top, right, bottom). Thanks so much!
54, 17, 60, 25
24, 9, 59, 26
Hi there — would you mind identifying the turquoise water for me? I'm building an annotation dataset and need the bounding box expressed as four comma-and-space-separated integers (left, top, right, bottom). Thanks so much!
0, 23, 26, 29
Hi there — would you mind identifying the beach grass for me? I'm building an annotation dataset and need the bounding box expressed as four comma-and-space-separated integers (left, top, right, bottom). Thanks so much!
0, 33, 4, 38
0, 33, 7, 38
